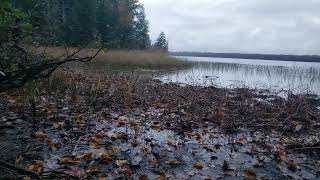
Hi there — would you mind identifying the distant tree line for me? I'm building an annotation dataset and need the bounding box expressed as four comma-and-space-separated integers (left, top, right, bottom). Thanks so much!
11, 0, 169, 50
171, 52, 320, 63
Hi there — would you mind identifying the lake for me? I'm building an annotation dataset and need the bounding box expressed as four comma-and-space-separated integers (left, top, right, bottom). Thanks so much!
159, 56, 320, 95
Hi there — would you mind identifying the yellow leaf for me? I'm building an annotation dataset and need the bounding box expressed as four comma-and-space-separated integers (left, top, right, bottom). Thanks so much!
35, 132, 46, 141
99, 152, 112, 163
243, 169, 257, 179
116, 159, 128, 167
151, 122, 161, 130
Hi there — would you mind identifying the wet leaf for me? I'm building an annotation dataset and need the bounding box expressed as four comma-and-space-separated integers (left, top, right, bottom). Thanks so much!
222, 160, 229, 171
90, 142, 100, 149
139, 175, 148, 180
129, 120, 138, 127
77, 151, 93, 160
35, 132, 46, 141
27, 161, 44, 174
224, 170, 236, 177
151, 122, 161, 130
149, 159, 158, 167
64, 167, 85, 177
116, 167, 132, 176
99, 152, 112, 163
156, 175, 165, 180
93, 133, 104, 142
243, 169, 257, 179
288, 160, 297, 171
23, 176, 31, 180
59, 157, 81, 165
15, 154, 24, 163
165, 159, 181, 166
116, 159, 128, 167
111, 146, 121, 155
86, 166, 99, 174
111, 132, 129, 140
75, 114, 84, 124
193, 162, 204, 170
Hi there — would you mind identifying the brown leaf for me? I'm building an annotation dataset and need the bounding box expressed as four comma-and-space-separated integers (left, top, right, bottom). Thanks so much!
111, 146, 121, 155
23, 176, 31, 180
139, 175, 148, 180
35, 132, 46, 141
151, 122, 161, 130
60, 157, 81, 165
111, 132, 129, 141
288, 160, 297, 171
86, 167, 99, 174
75, 114, 84, 124
129, 121, 138, 127
165, 159, 181, 166
77, 152, 93, 160
116, 167, 132, 176
15, 154, 24, 164
93, 133, 104, 142
64, 167, 85, 177
156, 175, 165, 180
243, 169, 257, 179
116, 159, 128, 167
193, 162, 204, 170
99, 152, 112, 163
27, 161, 44, 174
90, 142, 100, 149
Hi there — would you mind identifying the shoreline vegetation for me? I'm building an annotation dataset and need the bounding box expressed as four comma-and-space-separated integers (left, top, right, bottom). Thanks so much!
171, 51, 320, 63
42, 47, 190, 70
0, 55, 319, 179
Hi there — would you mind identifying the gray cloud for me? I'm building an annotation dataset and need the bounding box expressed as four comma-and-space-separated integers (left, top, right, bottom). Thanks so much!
140, 0, 320, 55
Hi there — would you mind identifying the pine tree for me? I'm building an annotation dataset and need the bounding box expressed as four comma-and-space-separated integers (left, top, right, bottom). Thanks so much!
154, 32, 168, 51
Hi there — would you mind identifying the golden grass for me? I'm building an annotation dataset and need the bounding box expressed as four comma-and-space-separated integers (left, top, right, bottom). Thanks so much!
36, 47, 188, 70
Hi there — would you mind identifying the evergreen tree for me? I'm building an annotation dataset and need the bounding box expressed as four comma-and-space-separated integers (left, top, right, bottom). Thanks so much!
132, 4, 150, 49
154, 32, 168, 51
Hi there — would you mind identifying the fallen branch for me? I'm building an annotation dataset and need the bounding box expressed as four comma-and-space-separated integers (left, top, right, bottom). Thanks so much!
0, 161, 42, 179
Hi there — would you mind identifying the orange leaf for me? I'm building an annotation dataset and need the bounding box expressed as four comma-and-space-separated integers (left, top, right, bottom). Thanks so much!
35, 132, 46, 141
243, 169, 257, 179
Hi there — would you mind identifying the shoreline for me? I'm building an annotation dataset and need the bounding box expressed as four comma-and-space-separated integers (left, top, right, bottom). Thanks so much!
0, 69, 319, 179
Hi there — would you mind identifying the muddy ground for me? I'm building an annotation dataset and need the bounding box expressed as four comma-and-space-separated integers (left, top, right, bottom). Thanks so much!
0, 68, 319, 179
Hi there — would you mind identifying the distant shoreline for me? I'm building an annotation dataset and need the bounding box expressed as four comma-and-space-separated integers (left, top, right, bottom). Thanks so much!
170, 52, 320, 63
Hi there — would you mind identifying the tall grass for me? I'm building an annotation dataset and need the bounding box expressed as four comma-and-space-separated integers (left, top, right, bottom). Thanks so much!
39, 47, 189, 70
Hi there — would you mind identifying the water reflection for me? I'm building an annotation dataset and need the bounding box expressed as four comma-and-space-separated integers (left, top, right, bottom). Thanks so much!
159, 56, 320, 95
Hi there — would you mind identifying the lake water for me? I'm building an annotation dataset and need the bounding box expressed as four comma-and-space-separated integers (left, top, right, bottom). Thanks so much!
159, 56, 320, 95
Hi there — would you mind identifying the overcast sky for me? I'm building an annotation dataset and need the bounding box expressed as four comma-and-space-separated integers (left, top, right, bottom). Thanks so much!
140, 0, 320, 55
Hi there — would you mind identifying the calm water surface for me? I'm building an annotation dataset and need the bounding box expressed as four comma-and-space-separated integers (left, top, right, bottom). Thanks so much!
159, 56, 320, 95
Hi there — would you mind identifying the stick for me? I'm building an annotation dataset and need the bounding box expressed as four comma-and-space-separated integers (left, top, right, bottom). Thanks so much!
0, 161, 41, 179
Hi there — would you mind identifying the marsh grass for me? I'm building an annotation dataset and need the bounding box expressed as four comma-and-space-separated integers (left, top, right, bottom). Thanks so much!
40, 47, 189, 71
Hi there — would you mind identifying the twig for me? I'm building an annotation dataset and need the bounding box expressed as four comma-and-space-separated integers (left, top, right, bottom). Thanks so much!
0, 161, 42, 179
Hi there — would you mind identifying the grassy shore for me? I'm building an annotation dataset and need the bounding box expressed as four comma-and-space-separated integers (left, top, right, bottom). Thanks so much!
41, 47, 189, 70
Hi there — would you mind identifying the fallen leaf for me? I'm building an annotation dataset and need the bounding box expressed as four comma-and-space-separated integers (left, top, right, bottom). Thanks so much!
288, 160, 297, 171
75, 114, 84, 124
111, 132, 129, 141
93, 133, 104, 142
116, 167, 132, 176
116, 159, 128, 167
156, 175, 165, 180
165, 159, 181, 166
35, 132, 46, 141
64, 167, 85, 177
111, 146, 121, 155
46, 139, 61, 151
193, 162, 204, 170
86, 166, 99, 174
149, 159, 158, 167
60, 157, 81, 165
77, 152, 93, 160
129, 121, 138, 127
90, 142, 100, 149
27, 161, 44, 174
23, 176, 31, 180
243, 169, 257, 179
139, 175, 148, 180
99, 152, 112, 163
15, 154, 24, 164
151, 122, 161, 130
224, 170, 236, 177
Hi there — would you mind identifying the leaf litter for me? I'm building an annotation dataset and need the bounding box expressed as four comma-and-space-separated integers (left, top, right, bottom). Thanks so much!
0, 68, 319, 179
